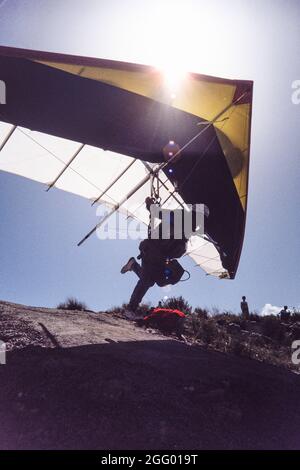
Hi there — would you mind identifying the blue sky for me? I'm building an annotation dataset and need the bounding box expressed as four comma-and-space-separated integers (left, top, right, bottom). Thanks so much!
0, 0, 299, 313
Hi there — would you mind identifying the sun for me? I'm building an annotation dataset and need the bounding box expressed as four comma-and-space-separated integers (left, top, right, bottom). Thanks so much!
157, 63, 188, 99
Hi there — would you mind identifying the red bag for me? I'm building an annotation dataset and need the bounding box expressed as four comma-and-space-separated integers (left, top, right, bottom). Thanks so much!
144, 307, 186, 321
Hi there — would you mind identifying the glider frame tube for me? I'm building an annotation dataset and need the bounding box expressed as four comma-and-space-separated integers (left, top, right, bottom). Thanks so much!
77, 170, 152, 246
46, 143, 85, 191
0, 125, 17, 152
91, 158, 137, 206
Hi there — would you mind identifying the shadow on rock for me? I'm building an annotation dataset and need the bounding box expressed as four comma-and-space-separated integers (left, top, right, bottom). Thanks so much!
0, 340, 300, 450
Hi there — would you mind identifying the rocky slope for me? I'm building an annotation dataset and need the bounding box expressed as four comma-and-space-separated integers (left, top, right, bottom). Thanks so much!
0, 300, 300, 450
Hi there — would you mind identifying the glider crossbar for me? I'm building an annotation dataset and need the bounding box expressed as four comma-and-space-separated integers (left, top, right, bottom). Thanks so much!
0, 125, 17, 152
77, 171, 152, 246
46, 143, 85, 191
91, 158, 137, 206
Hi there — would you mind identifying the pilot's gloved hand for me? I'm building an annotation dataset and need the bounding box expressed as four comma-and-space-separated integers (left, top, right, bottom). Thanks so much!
145, 197, 155, 211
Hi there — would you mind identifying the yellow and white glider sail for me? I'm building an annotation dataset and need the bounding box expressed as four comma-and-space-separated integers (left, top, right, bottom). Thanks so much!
0, 46, 253, 279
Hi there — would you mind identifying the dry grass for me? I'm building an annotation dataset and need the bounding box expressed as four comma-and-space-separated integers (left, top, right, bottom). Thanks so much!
183, 309, 300, 371
57, 297, 88, 311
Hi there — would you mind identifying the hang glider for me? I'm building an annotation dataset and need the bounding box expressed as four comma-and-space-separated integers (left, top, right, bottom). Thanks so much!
0, 45, 253, 279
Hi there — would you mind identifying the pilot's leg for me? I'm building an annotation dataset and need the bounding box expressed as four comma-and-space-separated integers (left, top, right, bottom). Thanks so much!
128, 260, 155, 311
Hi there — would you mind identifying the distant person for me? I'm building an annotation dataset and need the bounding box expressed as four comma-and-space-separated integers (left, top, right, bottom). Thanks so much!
280, 306, 290, 321
240, 296, 250, 319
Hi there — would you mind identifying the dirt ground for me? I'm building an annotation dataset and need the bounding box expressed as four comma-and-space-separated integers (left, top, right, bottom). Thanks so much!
0, 300, 300, 450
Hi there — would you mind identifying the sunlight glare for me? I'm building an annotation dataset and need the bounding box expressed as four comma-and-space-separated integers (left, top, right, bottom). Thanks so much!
158, 62, 188, 98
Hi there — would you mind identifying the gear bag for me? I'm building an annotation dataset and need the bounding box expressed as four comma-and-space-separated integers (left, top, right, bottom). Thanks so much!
155, 259, 185, 287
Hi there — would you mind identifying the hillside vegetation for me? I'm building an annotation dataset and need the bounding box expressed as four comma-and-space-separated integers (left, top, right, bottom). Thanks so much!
109, 296, 300, 372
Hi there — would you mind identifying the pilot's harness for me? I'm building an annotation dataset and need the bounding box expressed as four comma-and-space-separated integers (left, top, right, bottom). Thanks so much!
146, 172, 190, 285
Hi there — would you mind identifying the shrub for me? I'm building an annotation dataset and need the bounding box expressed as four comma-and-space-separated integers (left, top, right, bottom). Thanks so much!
106, 302, 152, 316
248, 312, 261, 322
199, 319, 219, 344
261, 315, 286, 343
213, 311, 241, 325
193, 307, 208, 319
229, 338, 250, 357
210, 306, 221, 317
161, 296, 192, 315
188, 312, 203, 337
136, 302, 152, 316
57, 297, 87, 311
291, 310, 300, 323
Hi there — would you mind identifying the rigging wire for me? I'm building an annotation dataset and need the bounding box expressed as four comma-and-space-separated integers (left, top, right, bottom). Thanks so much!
15, 128, 147, 227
